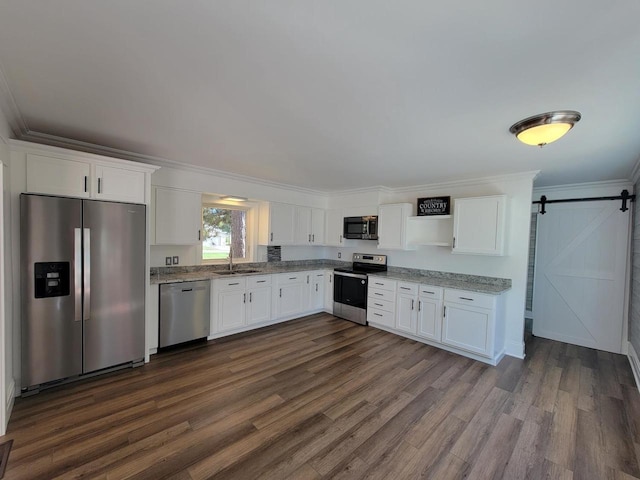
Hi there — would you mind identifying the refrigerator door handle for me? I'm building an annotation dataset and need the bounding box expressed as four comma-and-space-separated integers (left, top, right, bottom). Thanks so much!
83, 228, 91, 321
74, 228, 82, 322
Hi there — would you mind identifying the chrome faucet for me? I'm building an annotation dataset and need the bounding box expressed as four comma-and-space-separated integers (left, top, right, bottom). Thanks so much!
228, 246, 233, 271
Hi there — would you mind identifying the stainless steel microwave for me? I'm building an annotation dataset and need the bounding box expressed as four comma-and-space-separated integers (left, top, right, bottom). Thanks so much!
343, 216, 378, 240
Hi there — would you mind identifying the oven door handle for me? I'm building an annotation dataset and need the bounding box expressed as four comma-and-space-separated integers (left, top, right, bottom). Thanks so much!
334, 271, 368, 280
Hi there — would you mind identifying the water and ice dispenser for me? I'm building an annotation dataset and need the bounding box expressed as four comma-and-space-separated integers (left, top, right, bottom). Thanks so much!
34, 262, 70, 298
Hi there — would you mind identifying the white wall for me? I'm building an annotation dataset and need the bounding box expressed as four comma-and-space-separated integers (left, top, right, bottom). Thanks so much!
0, 105, 13, 434
328, 172, 538, 359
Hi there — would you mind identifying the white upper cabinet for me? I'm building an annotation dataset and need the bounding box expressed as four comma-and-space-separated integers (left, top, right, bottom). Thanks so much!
24, 152, 153, 204
378, 203, 414, 250
26, 154, 91, 198
310, 208, 325, 245
153, 187, 202, 245
94, 165, 145, 204
325, 209, 344, 246
294, 206, 312, 244
259, 202, 295, 245
452, 195, 506, 256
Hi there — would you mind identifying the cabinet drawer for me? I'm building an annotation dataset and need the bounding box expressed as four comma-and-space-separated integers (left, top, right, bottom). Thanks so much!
275, 273, 305, 285
397, 282, 418, 295
368, 277, 396, 291
247, 275, 272, 288
367, 297, 395, 313
367, 308, 394, 328
444, 289, 495, 310
419, 285, 443, 300
214, 277, 246, 291
368, 287, 395, 302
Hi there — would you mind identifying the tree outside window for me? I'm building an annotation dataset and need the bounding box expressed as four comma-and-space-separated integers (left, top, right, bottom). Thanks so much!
202, 206, 247, 261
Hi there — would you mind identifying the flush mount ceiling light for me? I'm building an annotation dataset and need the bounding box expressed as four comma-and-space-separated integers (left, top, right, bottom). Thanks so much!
509, 110, 581, 147
220, 195, 248, 202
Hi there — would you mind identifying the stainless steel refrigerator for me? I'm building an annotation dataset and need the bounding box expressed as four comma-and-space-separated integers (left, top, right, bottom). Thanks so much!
21, 194, 146, 392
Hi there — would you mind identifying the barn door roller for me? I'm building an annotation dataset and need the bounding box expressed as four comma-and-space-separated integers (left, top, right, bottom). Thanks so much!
533, 189, 635, 215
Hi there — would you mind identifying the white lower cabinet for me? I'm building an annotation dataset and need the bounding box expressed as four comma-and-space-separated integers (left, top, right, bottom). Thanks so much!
367, 278, 397, 328
247, 276, 272, 326
274, 272, 307, 318
309, 271, 325, 311
324, 270, 334, 312
215, 277, 247, 333
396, 282, 418, 334
213, 275, 273, 334
416, 286, 443, 342
442, 289, 496, 358
367, 275, 504, 365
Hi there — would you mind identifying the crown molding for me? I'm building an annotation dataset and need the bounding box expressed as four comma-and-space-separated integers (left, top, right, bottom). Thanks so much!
0, 60, 28, 137
390, 170, 541, 193
533, 179, 633, 196
18, 130, 331, 197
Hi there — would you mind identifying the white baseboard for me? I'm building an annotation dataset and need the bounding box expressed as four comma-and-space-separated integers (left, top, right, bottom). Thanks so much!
629, 342, 640, 393
505, 339, 526, 359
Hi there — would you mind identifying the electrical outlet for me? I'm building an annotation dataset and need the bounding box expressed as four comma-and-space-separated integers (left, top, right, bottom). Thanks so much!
172, 256, 179, 265
165, 257, 172, 266
338, 252, 341, 259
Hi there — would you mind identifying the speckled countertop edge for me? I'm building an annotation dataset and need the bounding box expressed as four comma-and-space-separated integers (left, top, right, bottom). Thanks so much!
151, 261, 512, 295
367, 271, 511, 295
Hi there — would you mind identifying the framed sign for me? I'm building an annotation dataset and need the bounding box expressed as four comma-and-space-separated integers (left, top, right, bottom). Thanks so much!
417, 196, 450, 216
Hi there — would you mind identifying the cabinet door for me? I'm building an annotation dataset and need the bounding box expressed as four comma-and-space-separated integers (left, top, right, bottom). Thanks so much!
154, 188, 202, 245
270, 203, 295, 245
325, 209, 344, 246
417, 297, 442, 342
452, 195, 506, 255
396, 292, 417, 334
294, 206, 312, 244
324, 271, 334, 311
310, 273, 325, 310
26, 154, 91, 198
95, 165, 145, 204
277, 283, 305, 317
247, 287, 272, 325
442, 303, 492, 356
311, 208, 325, 245
218, 290, 247, 332
378, 203, 411, 250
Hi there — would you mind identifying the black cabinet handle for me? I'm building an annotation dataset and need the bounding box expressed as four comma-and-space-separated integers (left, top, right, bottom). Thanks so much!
423, 290, 435, 295
279, 288, 282, 298
198, 230, 201, 241
401, 287, 411, 291
375, 292, 383, 296
249, 292, 252, 302
84, 176, 88, 192
374, 313, 382, 317
98, 177, 102, 193
181, 288, 193, 292
257, 280, 266, 283
229, 282, 240, 286
270, 232, 273, 242
459, 297, 474, 301
243, 293, 246, 303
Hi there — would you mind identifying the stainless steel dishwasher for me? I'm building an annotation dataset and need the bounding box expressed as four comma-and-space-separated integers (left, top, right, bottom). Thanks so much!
159, 280, 211, 348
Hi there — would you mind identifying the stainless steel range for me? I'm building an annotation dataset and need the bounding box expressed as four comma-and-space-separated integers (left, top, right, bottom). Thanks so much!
333, 253, 387, 325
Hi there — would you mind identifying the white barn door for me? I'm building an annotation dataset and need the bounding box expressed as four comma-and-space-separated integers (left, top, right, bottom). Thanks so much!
533, 201, 630, 353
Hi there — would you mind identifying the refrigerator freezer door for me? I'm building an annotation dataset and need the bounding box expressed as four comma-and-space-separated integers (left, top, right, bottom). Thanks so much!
21, 194, 83, 388
82, 200, 146, 372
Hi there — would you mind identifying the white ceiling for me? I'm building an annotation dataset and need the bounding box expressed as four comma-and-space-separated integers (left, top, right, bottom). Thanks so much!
0, 1, 639, 191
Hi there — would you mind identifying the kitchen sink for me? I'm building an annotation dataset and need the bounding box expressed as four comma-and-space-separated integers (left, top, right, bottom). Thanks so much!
214, 269, 261, 276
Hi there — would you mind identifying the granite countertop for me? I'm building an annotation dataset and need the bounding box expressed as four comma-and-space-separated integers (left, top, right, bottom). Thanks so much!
367, 270, 511, 295
151, 261, 512, 295
150, 261, 344, 285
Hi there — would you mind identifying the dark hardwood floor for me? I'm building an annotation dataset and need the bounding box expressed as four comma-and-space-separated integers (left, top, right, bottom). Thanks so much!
2, 313, 640, 479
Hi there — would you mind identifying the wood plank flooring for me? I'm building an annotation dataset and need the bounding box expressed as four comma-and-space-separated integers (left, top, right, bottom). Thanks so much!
2, 313, 640, 479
